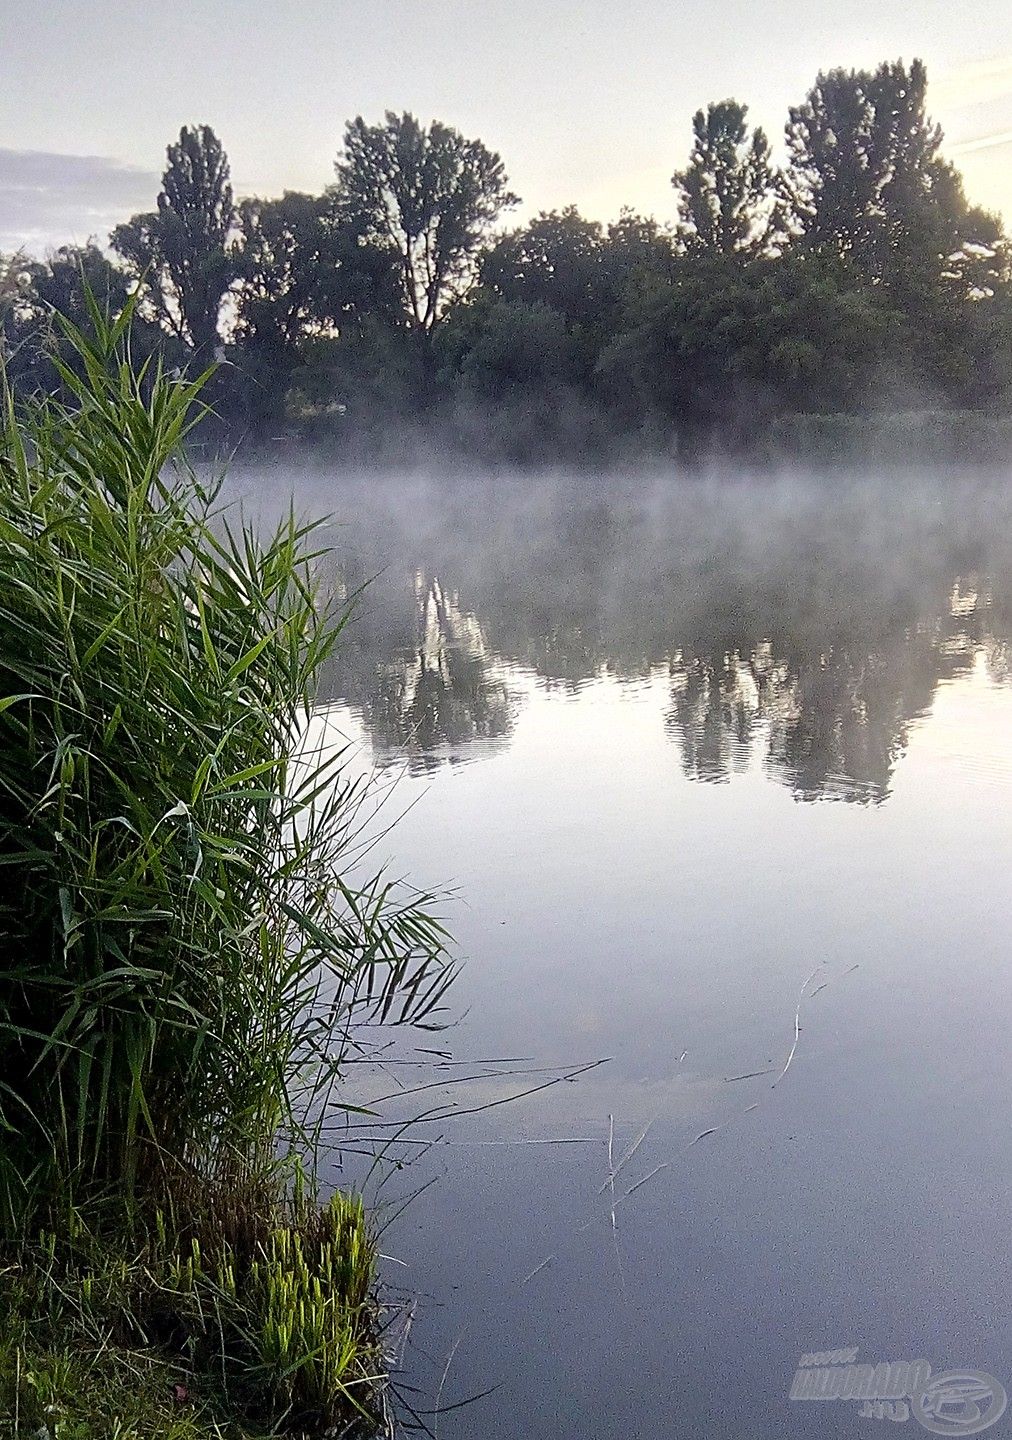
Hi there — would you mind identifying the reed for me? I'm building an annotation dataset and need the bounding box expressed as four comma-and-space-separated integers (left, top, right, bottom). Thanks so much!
0, 295, 453, 1433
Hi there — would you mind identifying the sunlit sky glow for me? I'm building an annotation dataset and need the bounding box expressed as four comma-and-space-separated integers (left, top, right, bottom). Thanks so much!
2, 0, 1012, 254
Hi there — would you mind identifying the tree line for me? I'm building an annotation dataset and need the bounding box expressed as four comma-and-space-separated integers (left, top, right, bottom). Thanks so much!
2, 57, 1011, 459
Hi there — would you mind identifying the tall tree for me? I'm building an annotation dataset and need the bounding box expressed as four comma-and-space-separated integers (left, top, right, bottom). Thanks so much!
785, 60, 1003, 294
332, 111, 518, 334
672, 100, 781, 257
235, 191, 399, 353
112, 124, 236, 356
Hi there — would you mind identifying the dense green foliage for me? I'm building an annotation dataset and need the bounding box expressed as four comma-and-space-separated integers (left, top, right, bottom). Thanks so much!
0, 303, 453, 1432
3, 59, 1011, 458
672, 100, 782, 258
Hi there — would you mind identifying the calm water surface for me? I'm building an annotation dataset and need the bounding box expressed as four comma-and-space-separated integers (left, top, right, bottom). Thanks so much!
248, 468, 1012, 1438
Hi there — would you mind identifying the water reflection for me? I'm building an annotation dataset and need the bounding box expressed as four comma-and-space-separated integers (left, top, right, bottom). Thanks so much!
666, 631, 938, 802
219, 469, 1012, 1440
312, 475, 1012, 800
665, 571, 1012, 800
330, 572, 518, 772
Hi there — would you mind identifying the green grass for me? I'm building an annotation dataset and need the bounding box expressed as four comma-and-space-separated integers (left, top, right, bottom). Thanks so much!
0, 294, 454, 1432
0, 1335, 237, 1440
0, 1186, 382, 1438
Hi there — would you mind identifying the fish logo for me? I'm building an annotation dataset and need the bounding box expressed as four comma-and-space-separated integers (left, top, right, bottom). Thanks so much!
912, 1371, 1008, 1435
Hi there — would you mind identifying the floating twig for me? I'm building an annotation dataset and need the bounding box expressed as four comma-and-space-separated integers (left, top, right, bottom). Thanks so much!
771, 965, 824, 1090
520, 1255, 554, 1286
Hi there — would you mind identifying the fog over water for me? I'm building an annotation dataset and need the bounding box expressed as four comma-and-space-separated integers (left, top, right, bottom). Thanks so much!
231, 464, 1012, 1438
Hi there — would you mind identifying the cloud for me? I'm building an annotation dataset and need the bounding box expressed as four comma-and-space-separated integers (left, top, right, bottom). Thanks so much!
0, 149, 158, 256
931, 55, 1012, 112
949, 128, 1012, 156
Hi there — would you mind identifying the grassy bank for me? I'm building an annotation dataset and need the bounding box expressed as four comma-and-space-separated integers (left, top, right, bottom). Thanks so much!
0, 298, 452, 1435
0, 1187, 380, 1438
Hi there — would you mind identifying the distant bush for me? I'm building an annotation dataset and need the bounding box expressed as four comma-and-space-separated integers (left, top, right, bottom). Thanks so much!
763, 410, 1012, 466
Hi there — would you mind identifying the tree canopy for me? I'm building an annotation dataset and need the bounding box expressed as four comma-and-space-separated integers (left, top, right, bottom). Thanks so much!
332, 111, 518, 334
785, 60, 1004, 297
673, 100, 781, 256
5, 62, 1012, 458
112, 124, 236, 356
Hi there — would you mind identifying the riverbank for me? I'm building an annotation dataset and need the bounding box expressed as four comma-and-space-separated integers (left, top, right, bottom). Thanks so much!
196, 400, 1012, 475
0, 1186, 381, 1439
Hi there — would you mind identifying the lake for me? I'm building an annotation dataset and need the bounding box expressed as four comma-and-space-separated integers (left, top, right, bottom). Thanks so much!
241, 466, 1012, 1438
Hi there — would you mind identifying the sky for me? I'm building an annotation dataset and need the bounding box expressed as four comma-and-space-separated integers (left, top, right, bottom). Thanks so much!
2, 0, 1012, 254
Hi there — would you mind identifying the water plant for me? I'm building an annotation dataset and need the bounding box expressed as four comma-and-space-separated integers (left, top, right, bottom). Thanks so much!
0, 294, 454, 1433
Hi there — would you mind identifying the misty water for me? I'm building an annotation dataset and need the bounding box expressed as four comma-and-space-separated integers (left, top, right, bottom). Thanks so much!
243, 466, 1012, 1438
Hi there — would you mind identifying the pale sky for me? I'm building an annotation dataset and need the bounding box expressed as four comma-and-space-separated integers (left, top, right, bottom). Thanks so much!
2, 0, 1012, 254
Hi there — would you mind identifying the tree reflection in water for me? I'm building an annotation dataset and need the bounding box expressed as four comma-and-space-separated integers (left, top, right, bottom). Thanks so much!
312, 474, 1012, 800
